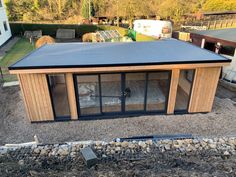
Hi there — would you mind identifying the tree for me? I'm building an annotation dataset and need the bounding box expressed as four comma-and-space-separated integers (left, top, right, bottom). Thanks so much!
81, 0, 94, 19
203, 0, 236, 11
4, 0, 236, 23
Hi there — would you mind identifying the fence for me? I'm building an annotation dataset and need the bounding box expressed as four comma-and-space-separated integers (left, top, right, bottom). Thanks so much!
182, 19, 236, 31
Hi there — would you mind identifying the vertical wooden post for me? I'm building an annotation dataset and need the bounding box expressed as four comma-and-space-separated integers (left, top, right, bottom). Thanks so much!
207, 21, 210, 29
167, 69, 180, 114
66, 73, 78, 120
213, 21, 217, 29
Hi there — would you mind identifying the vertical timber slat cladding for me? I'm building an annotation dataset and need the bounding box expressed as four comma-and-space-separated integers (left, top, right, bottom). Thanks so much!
65, 73, 78, 120
23, 74, 38, 120
18, 74, 54, 121
167, 69, 180, 114
189, 67, 221, 113
17, 75, 32, 120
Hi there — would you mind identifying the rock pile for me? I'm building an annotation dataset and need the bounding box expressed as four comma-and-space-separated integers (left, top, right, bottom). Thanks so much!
1, 137, 236, 159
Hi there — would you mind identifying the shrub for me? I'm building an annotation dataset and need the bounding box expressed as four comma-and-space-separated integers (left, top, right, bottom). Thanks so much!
82, 33, 94, 42
35, 35, 55, 48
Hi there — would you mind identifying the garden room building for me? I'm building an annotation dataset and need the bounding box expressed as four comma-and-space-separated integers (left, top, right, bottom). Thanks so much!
9, 39, 231, 122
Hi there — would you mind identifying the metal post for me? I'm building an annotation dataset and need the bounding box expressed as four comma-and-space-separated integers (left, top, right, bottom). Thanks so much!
201, 38, 205, 48
0, 67, 3, 82
215, 42, 221, 54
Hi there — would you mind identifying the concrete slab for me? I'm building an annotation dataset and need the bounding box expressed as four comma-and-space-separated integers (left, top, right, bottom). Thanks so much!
3, 81, 19, 87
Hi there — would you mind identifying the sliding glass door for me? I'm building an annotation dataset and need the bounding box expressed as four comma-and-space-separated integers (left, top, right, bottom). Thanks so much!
125, 73, 146, 112
100, 74, 122, 113
75, 74, 123, 117
75, 71, 171, 118
146, 72, 170, 112
76, 75, 101, 116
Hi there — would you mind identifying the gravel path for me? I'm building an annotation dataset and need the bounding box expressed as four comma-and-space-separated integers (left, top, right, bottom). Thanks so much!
0, 86, 236, 145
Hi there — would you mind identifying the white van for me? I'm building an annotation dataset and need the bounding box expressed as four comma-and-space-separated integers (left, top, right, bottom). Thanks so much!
133, 19, 172, 39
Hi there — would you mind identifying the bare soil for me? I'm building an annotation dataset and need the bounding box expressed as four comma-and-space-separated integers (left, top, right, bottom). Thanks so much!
0, 148, 236, 177
0, 85, 236, 145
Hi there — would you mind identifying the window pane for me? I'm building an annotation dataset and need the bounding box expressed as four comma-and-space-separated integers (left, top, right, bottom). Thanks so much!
77, 75, 101, 115
146, 72, 169, 111
48, 74, 70, 118
125, 73, 145, 111
175, 70, 194, 111
101, 74, 121, 112
3, 22, 8, 31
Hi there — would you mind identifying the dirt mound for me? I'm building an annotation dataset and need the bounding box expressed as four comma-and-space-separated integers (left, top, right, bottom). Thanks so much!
35, 36, 55, 48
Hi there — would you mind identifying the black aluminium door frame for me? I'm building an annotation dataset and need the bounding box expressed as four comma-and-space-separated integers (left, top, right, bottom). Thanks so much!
73, 70, 171, 119
74, 73, 123, 117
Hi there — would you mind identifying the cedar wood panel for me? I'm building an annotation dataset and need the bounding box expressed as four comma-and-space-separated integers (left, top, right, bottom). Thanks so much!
17, 66, 222, 122
18, 74, 54, 121
10, 63, 229, 74
65, 73, 78, 120
189, 67, 221, 113
167, 69, 180, 114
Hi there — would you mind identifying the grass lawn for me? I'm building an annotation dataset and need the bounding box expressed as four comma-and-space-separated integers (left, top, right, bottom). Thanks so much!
0, 38, 35, 82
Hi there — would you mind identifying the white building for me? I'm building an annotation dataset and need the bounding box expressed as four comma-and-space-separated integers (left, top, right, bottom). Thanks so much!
0, 0, 11, 46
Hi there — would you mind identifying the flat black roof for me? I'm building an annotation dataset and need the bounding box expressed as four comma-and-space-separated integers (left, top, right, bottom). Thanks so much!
192, 28, 236, 43
9, 39, 230, 70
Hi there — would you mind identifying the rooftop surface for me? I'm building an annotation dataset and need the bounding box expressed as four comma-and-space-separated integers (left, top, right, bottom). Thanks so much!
192, 28, 236, 43
9, 39, 230, 70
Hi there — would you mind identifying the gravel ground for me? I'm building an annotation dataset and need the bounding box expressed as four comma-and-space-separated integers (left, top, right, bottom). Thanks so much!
0, 85, 236, 145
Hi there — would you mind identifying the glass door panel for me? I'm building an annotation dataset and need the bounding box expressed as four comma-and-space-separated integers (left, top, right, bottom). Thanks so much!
77, 75, 101, 116
125, 73, 145, 112
146, 72, 170, 112
175, 70, 194, 112
48, 74, 71, 119
100, 74, 122, 113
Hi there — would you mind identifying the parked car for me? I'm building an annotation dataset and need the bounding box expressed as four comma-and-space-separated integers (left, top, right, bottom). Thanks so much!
133, 19, 172, 39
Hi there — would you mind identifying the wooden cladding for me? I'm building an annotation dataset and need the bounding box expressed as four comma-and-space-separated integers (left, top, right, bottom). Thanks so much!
189, 67, 221, 113
9, 63, 229, 74
17, 66, 222, 122
167, 69, 180, 114
65, 73, 78, 120
18, 74, 54, 122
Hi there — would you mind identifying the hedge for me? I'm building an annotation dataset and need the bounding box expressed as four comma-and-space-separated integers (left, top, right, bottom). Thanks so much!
9, 23, 99, 38
9, 22, 156, 41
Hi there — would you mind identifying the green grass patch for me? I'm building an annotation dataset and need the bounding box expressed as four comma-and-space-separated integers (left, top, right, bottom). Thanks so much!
0, 38, 34, 82
136, 33, 157, 41
0, 38, 34, 67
